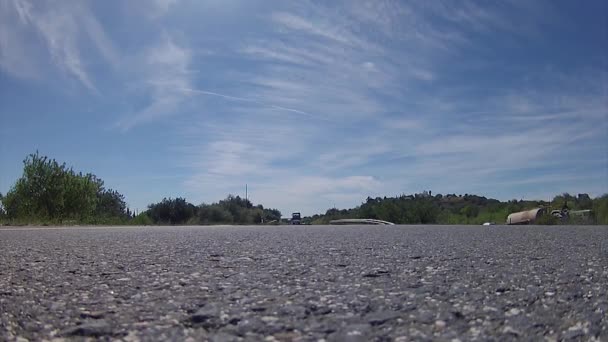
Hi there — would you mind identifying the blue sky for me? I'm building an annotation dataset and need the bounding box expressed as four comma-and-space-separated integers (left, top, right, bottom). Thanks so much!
1, 0, 607, 216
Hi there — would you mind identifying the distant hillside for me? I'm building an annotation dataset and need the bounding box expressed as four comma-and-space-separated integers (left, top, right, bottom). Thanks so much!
304, 192, 608, 225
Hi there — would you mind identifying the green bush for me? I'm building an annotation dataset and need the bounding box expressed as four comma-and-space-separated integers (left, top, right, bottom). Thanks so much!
593, 195, 608, 225
198, 205, 234, 224
131, 213, 153, 225
305, 192, 602, 225
1, 152, 129, 224
147, 197, 196, 224
535, 214, 559, 225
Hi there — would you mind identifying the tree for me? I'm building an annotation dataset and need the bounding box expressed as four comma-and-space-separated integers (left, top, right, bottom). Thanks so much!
198, 204, 233, 224
593, 194, 608, 225
552, 193, 575, 210
1, 153, 132, 223
461, 205, 480, 219
0, 192, 5, 218
217, 195, 253, 222
147, 197, 196, 224
131, 212, 153, 225
96, 188, 127, 218
3, 152, 99, 221
263, 208, 282, 222
195, 196, 281, 225
507, 200, 522, 214
358, 202, 377, 219
576, 193, 593, 210
412, 200, 439, 224
61, 172, 99, 220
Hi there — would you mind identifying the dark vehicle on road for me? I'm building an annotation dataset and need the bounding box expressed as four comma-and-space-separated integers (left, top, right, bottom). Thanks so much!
291, 212, 301, 225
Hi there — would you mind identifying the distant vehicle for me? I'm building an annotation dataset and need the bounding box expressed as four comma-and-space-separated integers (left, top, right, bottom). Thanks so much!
482, 222, 495, 226
291, 212, 302, 225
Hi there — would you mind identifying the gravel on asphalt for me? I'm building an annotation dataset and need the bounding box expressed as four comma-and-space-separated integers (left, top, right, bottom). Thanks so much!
0, 225, 606, 341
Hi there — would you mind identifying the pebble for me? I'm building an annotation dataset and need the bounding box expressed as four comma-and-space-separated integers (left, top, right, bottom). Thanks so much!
435, 320, 447, 330
505, 308, 521, 317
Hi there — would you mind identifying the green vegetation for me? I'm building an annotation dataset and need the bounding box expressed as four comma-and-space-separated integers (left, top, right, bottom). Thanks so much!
147, 197, 198, 225
1, 153, 606, 226
130, 212, 153, 225
1, 152, 131, 225
534, 213, 559, 225
0, 153, 282, 226
144, 195, 282, 225
593, 195, 608, 225
306, 192, 608, 225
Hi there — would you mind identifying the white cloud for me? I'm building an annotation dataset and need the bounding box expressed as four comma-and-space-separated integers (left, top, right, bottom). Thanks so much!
362, 62, 375, 70
410, 68, 435, 81
0, 0, 118, 91
243, 45, 312, 66
80, 10, 120, 67
2, 0, 605, 213
199, 140, 273, 177
38, 13, 95, 90
168, 1, 605, 213
179, 87, 313, 118
152, 0, 178, 17
384, 118, 424, 130
183, 171, 383, 216
245, 175, 382, 216
282, 176, 381, 196
394, 87, 608, 196
117, 34, 192, 130
417, 1, 546, 40
271, 12, 352, 45
0, 1, 40, 79
141, 2, 607, 209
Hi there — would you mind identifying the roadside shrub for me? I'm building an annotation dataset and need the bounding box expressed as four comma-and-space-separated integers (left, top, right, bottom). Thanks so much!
147, 197, 196, 224
198, 205, 234, 224
131, 213, 153, 225
535, 214, 559, 225
593, 194, 608, 225
2, 152, 128, 223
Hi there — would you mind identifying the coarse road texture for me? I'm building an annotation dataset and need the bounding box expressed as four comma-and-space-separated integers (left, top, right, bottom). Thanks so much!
1, 225, 607, 341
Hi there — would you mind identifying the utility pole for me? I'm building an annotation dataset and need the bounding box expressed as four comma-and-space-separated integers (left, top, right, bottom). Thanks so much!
246, 184, 248, 202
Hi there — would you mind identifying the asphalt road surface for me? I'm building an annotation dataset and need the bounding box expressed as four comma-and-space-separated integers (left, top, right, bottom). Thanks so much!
1, 225, 607, 341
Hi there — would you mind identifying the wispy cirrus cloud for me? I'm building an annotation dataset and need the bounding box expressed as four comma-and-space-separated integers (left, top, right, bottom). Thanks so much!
0, 0, 605, 215
151, 0, 179, 17
0, 0, 118, 91
175, 0, 606, 213
179, 87, 314, 118
270, 11, 375, 49
116, 34, 192, 130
